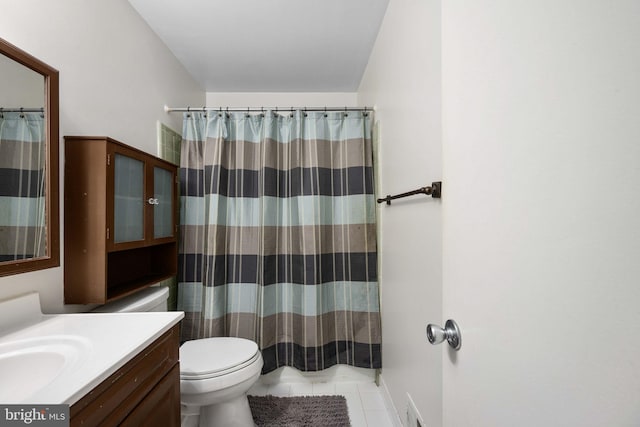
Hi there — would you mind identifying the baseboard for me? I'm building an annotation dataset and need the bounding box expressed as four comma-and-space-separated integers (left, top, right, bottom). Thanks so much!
378, 374, 404, 427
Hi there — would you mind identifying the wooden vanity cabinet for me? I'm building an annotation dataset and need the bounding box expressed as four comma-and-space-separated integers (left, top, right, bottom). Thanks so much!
64, 136, 178, 304
70, 324, 180, 427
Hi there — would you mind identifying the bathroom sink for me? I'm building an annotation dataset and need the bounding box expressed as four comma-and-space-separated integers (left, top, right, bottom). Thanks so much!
0, 335, 91, 402
0, 292, 182, 406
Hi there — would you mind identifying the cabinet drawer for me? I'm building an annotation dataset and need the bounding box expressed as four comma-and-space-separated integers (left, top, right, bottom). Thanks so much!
70, 325, 179, 427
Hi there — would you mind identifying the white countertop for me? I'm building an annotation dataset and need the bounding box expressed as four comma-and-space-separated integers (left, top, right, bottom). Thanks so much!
0, 307, 183, 405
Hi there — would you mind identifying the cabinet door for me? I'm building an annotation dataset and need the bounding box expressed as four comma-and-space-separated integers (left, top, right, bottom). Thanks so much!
108, 144, 177, 252
120, 365, 180, 427
113, 153, 145, 244
152, 165, 175, 240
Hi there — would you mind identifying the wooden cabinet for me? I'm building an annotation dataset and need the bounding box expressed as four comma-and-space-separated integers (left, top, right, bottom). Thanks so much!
64, 136, 178, 304
70, 325, 181, 427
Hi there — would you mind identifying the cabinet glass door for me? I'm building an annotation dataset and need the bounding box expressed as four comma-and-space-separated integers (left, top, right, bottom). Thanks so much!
114, 154, 144, 243
153, 166, 173, 239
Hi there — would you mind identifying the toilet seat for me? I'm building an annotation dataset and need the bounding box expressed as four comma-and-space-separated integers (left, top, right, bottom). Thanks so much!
180, 337, 261, 380
179, 337, 264, 404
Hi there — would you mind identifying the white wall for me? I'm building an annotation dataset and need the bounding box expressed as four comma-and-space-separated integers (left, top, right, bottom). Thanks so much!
0, 0, 204, 313
205, 92, 358, 109
0, 54, 43, 107
358, 0, 442, 425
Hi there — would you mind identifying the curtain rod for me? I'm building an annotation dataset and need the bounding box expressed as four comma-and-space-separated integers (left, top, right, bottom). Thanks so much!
164, 105, 374, 113
0, 107, 44, 113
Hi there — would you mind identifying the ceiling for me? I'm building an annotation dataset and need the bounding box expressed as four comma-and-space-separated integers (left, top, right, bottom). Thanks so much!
127, 0, 389, 93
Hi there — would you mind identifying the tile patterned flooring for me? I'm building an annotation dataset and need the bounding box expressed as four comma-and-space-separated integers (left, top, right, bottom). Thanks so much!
248, 379, 397, 427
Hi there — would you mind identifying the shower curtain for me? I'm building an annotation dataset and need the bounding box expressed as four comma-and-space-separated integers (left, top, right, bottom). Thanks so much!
0, 112, 46, 262
178, 110, 381, 373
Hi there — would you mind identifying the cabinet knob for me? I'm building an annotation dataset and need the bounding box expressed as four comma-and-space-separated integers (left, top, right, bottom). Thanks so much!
147, 198, 159, 205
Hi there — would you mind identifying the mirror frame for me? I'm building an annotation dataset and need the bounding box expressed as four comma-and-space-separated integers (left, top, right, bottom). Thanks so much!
0, 37, 59, 276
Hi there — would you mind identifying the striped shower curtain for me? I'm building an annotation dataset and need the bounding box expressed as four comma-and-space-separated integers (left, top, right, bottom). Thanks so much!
0, 112, 46, 262
178, 110, 381, 373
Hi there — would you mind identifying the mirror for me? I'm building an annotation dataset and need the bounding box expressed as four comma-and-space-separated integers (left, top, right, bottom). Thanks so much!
0, 37, 59, 276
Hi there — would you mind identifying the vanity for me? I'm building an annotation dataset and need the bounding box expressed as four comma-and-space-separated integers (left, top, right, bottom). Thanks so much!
0, 293, 183, 426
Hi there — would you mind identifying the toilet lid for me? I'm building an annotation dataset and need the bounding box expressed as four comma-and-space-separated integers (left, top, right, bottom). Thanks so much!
180, 337, 260, 380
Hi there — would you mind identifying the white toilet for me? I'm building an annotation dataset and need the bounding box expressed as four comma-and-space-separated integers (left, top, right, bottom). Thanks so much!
93, 286, 263, 427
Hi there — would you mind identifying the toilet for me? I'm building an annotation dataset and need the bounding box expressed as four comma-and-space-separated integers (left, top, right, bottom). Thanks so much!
93, 286, 263, 427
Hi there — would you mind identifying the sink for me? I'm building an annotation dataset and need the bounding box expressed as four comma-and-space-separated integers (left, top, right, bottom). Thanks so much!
0, 292, 182, 406
0, 335, 91, 402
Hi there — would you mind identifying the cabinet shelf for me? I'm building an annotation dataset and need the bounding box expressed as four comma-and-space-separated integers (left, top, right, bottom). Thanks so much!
106, 274, 175, 302
106, 243, 177, 301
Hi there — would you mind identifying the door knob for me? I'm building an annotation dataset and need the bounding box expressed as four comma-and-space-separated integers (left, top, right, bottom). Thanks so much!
426, 319, 461, 351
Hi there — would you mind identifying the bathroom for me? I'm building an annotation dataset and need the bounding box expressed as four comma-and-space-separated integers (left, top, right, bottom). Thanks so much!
1, 0, 640, 426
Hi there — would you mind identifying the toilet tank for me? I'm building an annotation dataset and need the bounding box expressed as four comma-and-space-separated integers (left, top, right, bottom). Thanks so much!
92, 286, 169, 313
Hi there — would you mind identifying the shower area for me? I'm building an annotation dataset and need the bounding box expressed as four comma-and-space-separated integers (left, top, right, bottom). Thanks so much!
0, 109, 47, 263
171, 107, 381, 375
0, 52, 47, 263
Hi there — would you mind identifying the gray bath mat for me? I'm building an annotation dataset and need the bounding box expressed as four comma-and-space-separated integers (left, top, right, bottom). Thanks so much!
248, 395, 351, 426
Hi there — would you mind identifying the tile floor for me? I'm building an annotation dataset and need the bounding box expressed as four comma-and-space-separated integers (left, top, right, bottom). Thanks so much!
248, 379, 397, 427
